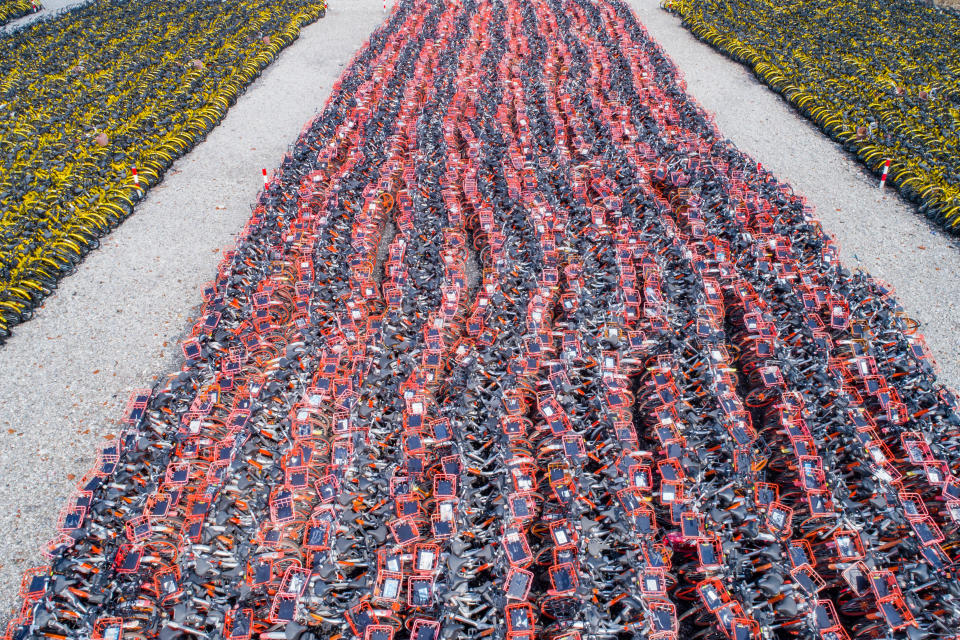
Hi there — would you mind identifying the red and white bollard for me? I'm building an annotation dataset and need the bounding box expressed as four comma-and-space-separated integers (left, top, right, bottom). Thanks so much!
262, 168, 269, 187
131, 167, 139, 186
879, 159, 891, 190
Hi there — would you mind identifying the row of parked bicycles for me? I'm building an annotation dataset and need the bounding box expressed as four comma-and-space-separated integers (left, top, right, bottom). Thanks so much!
0, 0, 328, 343
666, 0, 960, 233
7, 0, 960, 639
0, 1, 37, 27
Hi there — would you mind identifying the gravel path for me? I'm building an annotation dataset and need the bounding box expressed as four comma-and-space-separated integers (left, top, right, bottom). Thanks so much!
627, 0, 960, 389
3, 0, 87, 30
0, 0, 958, 624
0, 0, 388, 621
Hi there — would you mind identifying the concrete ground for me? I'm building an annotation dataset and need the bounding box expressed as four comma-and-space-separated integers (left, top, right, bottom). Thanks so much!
0, 0, 391, 621
627, 0, 960, 389
4, 0, 87, 29
1, 0, 959, 623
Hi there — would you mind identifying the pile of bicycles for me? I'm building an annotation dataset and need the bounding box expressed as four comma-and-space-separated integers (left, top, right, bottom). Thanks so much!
7, 0, 960, 639
0, 0, 329, 344
0, 1, 37, 27
664, 0, 960, 233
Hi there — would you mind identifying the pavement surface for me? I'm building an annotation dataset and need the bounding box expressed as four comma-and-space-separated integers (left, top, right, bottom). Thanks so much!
0, 0, 389, 621
1, 0, 958, 623
628, 0, 960, 388
3, 0, 86, 30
